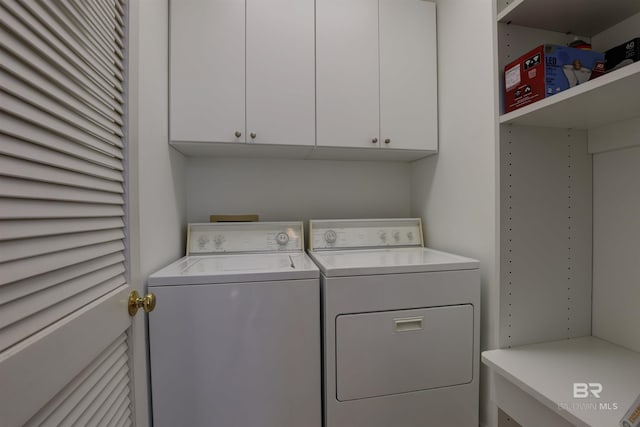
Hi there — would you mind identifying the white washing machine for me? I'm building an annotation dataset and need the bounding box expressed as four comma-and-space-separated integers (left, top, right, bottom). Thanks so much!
307, 218, 480, 427
147, 221, 321, 427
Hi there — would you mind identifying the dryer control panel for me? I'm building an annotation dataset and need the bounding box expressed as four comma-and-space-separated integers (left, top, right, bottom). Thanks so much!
309, 218, 423, 250
187, 221, 303, 255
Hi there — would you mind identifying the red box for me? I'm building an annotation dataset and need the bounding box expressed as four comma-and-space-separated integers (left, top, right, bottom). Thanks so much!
504, 45, 605, 113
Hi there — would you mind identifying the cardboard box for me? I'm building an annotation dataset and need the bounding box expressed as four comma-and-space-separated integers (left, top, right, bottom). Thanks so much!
605, 38, 640, 72
504, 44, 605, 113
621, 392, 640, 427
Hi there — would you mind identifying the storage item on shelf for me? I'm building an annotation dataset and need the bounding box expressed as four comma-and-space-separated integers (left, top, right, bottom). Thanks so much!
622, 392, 640, 427
209, 214, 259, 222
606, 38, 640, 72
504, 44, 605, 113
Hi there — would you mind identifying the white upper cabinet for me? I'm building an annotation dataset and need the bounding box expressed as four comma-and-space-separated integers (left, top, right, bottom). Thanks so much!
316, 0, 380, 149
170, 0, 438, 159
170, 0, 315, 146
246, 0, 315, 146
380, 0, 437, 151
317, 0, 438, 151
170, 0, 245, 143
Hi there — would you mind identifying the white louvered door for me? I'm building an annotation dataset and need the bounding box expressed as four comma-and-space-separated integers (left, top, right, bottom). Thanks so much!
0, 1, 137, 426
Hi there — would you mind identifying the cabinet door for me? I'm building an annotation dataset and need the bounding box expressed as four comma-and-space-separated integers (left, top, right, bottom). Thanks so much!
316, 0, 380, 148
380, 0, 437, 151
170, 0, 245, 143
246, 0, 315, 146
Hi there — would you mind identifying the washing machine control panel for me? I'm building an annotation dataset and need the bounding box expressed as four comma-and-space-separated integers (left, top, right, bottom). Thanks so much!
187, 222, 303, 255
310, 219, 423, 250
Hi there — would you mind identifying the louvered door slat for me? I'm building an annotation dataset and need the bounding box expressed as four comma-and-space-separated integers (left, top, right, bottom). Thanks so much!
0, 155, 123, 193
3, 1, 124, 95
17, 0, 125, 85
1, 240, 124, 285
0, 134, 123, 181
24, 334, 129, 427
98, 392, 130, 427
1, 6, 124, 108
0, 69, 123, 145
0, 94, 123, 158
64, 0, 119, 60
0, 118, 124, 170
0, 36, 123, 124
0, 252, 124, 304
0, 229, 124, 263
62, 360, 127, 426
0, 177, 125, 204
0, 264, 126, 331
0, 274, 126, 351
1, 217, 124, 240
38, 1, 124, 81
0, 198, 124, 220
1, 52, 123, 135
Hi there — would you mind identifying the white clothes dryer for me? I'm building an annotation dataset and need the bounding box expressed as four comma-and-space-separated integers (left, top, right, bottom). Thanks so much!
148, 222, 321, 427
307, 218, 480, 427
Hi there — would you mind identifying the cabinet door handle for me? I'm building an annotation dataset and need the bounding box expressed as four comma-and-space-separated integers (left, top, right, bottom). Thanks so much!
250, 132, 257, 139
384, 138, 391, 144
372, 138, 378, 143
234, 131, 242, 138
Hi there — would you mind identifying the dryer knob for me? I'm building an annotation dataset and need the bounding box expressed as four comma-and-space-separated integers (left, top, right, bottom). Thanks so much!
324, 230, 337, 244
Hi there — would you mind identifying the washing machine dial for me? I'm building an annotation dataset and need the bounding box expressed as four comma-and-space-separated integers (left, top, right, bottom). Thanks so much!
213, 234, 226, 247
407, 231, 414, 241
275, 232, 289, 246
197, 235, 210, 250
379, 231, 387, 242
393, 231, 400, 242
324, 230, 337, 244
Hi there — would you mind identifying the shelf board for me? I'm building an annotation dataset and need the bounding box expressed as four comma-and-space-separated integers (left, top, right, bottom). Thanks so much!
497, 0, 640, 36
500, 61, 640, 129
483, 336, 640, 427
170, 141, 436, 162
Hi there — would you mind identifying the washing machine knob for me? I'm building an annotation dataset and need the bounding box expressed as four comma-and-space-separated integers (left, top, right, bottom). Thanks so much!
213, 234, 226, 247
324, 230, 337, 244
393, 231, 400, 242
407, 231, 414, 241
379, 231, 387, 242
275, 232, 289, 245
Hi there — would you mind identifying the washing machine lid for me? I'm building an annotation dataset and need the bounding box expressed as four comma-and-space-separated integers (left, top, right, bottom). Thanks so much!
148, 252, 319, 286
308, 247, 478, 277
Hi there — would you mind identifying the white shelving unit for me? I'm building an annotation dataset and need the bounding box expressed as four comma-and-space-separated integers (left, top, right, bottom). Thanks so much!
488, 1, 640, 426
497, 0, 640, 36
483, 337, 640, 427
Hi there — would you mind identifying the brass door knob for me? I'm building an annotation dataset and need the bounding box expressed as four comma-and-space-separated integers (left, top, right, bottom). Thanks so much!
128, 290, 156, 316
234, 131, 242, 138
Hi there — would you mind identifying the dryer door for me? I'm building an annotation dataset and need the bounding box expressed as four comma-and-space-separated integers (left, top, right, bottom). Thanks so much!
335, 304, 473, 401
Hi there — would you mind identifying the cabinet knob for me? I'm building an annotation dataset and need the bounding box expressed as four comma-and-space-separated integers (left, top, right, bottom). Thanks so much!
234, 131, 242, 138
372, 138, 378, 144
250, 132, 256, 139
384, 138, 391, 144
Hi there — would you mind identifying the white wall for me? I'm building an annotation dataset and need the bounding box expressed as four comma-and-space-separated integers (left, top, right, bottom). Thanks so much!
129, 0, 186, 424
592, 143, 640, 353
136, 1, 187, 277
410, 0, 499, 425
186, 158, 411, 223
